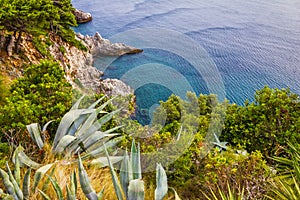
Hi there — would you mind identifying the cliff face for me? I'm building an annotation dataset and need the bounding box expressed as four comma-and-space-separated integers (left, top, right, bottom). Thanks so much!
0, 32, 142, 97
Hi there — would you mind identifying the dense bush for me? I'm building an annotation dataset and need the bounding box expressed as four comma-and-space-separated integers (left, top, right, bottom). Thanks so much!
181, 148, 270, 199
222, 86, 300, 159
0, 60, 72, 141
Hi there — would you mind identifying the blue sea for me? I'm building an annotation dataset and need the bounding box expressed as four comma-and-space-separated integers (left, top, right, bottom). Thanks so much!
72, 0, 300, 123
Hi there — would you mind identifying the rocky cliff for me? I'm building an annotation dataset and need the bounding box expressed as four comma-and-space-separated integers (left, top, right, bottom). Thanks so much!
0, 31, 142, 97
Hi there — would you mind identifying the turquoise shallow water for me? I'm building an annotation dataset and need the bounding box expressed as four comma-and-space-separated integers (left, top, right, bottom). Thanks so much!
72, 0, 300, 123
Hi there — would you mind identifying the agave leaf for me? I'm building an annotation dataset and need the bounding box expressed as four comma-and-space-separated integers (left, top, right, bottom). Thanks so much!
88, 95, 106, 109
66, 171, 77, 200
84, 133, 120, 151
48, 176, 64, 200
131, 140, 142, 180
90, 156, 123, 167
67, 113, 89, 136
54, 135, 77, 154
68, 109, 121, 154
41, 166, 56, 192
0, 169, 18, 200
128, 179, 145, 200
42, 120, 54, 132
82, 136, 124, 159
33, 163, 54, 191
120, 150, 132, 198
17, 151, 41, 169
155, 163, 168, 200
53, 109, 85, 149
78, 154, 98, 200
71, 95, 85, 110
38, 189, 51, 200
169, 187, 181, 200
13, 155, 20, 187
6, 162, 23, 200
22, 168, 31, 200
105, 146, 124, 200
27, 123, 44, 149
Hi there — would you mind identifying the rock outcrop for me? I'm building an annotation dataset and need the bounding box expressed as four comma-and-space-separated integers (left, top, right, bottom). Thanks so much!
49, 32, 142, 96
73, 9, 92, 23
77, 32, 143, 56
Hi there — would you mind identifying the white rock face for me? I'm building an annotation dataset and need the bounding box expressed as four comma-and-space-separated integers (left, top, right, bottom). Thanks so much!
49, 32, 142, 96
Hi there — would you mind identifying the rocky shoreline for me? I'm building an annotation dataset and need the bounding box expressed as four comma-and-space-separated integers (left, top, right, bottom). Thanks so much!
0, 9, 141, 98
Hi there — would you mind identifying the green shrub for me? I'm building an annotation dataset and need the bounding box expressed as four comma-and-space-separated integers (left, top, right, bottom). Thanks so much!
222, 86, 300, 159
0, 60, 72, 141
181, 148, 270, 199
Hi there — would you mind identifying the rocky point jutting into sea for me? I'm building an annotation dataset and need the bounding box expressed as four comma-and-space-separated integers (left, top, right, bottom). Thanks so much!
0, 9, 142, 97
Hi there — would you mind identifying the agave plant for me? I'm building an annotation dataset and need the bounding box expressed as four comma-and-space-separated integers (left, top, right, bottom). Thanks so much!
24, 95, 124, 163
105, 139, 181, 200
265, 142, 300, 200
202, 183, 245, 200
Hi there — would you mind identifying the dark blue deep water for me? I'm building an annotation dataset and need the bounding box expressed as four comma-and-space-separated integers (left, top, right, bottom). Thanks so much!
72, 0, 300, 123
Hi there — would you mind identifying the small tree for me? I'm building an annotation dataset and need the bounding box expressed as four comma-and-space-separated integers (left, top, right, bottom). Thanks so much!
0, 60, 72, 140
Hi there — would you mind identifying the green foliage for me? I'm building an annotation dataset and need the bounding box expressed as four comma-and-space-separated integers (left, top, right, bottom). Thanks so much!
181, 148, 270, 199
0, 143, 10, 168
0, 0, 85, 53
0, 60, 72, 140
222, 86, 300, 159
0, 75, 9, 106
266, 142, 300, 199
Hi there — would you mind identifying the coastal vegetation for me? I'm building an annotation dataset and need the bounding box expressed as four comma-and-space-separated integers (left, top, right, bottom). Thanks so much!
0, 0, 299, 199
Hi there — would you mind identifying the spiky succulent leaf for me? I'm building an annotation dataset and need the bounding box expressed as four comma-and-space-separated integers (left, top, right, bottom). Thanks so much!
131, 140, 142, 180
48, 176, 64, 200
128, 179, 145, 200
0, 169, 18, 200
71, 95, 85, 110
38, 189, 51, 200
82, 136, 124, 159
78, 154, 98, 200
41, 166, 56, 192
54, 135, 77, 154
13, 155, 20, 187
105, 146, 124, 200
33, 163, 54, 191
12, 146, 40, 169
155, 164, 168, 200
27, 123, 44, 149
22, 168, 31, 200
6, 162, 23, 200
53, 109, 85, 149
67, 171, 77, 200
90, 156, 123, 167
97, 188, 105, 200
120, 150, 133, 198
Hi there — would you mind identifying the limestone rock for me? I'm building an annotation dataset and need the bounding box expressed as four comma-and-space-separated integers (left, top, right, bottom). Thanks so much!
73, 9, 92, 23
77, 32, 143, 56
99, 78, 134, 97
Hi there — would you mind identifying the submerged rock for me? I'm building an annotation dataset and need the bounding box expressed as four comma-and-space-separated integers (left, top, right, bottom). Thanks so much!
73, 9, 92, 23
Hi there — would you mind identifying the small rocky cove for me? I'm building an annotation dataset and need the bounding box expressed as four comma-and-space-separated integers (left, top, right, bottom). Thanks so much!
0, 10, 143, 97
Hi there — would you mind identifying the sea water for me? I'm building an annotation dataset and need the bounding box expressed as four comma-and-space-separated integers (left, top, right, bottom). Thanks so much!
72, 0, 300, 124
